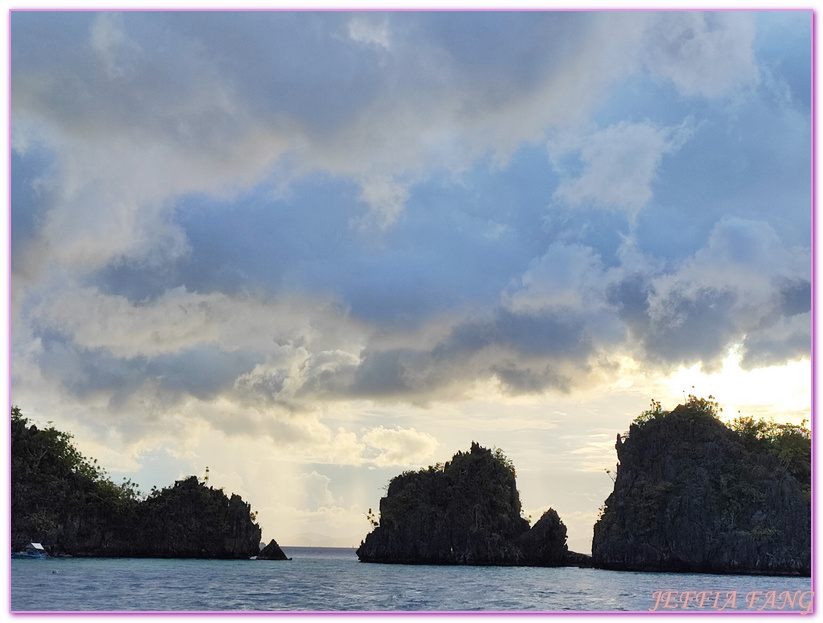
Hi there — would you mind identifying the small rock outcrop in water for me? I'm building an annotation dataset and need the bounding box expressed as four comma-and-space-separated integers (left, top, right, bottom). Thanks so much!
357, 442, 588, 566
258, 539, 290, 560
11, 406, 272, 559
592, 397, 811, 576
515, 508, 569, 566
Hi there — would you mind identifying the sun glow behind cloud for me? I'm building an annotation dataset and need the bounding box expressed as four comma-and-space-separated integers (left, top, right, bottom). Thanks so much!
664, 350, 811, 424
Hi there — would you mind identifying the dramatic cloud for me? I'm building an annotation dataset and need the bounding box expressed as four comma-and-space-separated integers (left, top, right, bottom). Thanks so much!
641, 217, 811, 370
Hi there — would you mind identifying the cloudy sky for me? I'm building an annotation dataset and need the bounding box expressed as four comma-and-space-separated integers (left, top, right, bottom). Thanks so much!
10, 10, 811, 553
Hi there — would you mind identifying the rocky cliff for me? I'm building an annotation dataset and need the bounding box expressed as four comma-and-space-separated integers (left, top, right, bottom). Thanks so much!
357, 442, 584, 567
12, 407, 265, 559
41, 476, 264, 559
592, 398, 811, 576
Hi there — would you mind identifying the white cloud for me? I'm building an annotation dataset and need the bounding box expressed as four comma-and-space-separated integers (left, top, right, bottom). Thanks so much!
641, 12, 760, 98
638, 217, 810, 370
347, 14, 391, 50
354, 174, 409, 231
326, 428, 368, 466
548, 119, 695, 218
649, 217, 809, 322
11, 12, 648, 271
11, 11, 765, 283
362, 425, 439, 467
32, 286, 360, 359
296, 471, 337, 509
503, 242, 609, 314
90, 12, 132, 79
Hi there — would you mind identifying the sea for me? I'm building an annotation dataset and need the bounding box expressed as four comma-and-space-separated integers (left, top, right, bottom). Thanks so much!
9, 547, 814, 614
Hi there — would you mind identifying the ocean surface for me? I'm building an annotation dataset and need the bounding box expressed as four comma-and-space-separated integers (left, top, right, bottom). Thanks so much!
10, 547, 814, 613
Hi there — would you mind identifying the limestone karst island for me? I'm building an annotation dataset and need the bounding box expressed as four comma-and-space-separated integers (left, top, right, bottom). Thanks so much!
11, 406, 287, 560
356, 441, 585, 566
357, 396, 809, 575
11, 397, 810, 576
592, 396, 810, 575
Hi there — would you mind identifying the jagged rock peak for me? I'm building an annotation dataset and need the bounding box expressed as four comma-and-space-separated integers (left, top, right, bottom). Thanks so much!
592, 397, 810, 576
357, 443, 585, 567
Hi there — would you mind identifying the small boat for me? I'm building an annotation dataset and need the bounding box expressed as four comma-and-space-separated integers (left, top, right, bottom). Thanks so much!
12, 542, 48, 559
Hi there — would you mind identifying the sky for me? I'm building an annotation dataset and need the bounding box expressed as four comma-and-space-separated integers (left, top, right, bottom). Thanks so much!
8, 10, 812, 554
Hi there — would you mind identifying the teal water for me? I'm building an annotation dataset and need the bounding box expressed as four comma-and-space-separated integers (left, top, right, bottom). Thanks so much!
10, 547, 814, 612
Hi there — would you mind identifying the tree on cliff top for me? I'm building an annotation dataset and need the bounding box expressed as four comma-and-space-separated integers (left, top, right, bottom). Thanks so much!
11, 406, 263, 558
11, 405, 141, 545
357, 442, 570, 565
729, 414, 810, 496
594, 396, 811, 575
380, 441, 523, 525
629, 395, 810, 494
358, 442, 577, 566
631, 394, 722, 428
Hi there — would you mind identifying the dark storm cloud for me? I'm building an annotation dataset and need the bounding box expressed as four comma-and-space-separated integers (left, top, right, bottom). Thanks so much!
399, 11, 590, 92
37, 331, 147, 404
158, 11, 385, 135
147, 348, 263, 401
10, 146, 56, 278
10, 10, 594, 164
350, 349, 421, 397
740, 325, 811, 370
490, 362, 570, 394
642, 287, 739, 368
607, 256, 811, 373
12, 12, 252, 145
433, 310, 592, 360
607, 274, 655, 338
36, 329, 262, 407
777, 279, 812, 317
342, 308, 597, 399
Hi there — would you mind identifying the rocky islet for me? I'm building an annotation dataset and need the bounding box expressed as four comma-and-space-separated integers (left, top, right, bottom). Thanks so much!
356, 442, 582, 566
12, 408, 270, 560
591, 398, 810, 575
11, 399, 811, 574
357, 398, 809, 575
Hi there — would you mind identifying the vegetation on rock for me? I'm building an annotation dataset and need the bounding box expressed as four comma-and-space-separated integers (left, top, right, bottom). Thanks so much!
592, 396, 810, 575
11, 406, 263, 559
357, 442, 579, 566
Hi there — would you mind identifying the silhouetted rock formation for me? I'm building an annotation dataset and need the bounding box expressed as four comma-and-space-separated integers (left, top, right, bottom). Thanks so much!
126, 476, 263, 559
516, 508, 570, 566
592, 399, 810, 576
258, 539, 290, 560
357, 442, 587, 567
12, 407, 267, 559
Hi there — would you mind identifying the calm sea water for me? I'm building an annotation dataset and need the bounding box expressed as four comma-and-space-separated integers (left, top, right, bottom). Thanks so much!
10, 547, 814, 613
